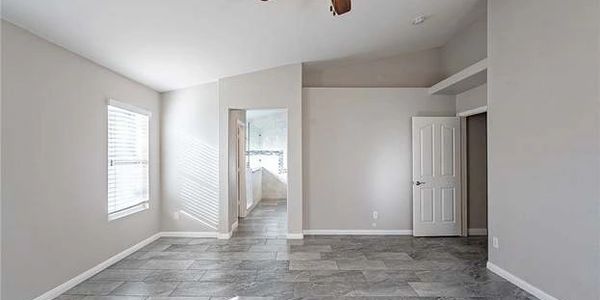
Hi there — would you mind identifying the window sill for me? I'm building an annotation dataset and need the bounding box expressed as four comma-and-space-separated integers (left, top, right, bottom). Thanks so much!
108, 202, 149, 222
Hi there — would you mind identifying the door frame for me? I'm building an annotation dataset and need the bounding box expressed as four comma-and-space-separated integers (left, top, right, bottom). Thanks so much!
457, 105, 488, 236
236, 120, 247, 220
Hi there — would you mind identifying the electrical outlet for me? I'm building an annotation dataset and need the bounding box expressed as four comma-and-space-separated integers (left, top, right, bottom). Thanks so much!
173, 211, 180, 220
492, 236, 499, 249
371, 222, 377, 227
372, 211, 378, 219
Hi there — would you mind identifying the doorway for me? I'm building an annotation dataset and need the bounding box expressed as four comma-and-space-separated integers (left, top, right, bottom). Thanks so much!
411, 113, 488, 237
463, 112, 488, 236
229, 109, 288, 238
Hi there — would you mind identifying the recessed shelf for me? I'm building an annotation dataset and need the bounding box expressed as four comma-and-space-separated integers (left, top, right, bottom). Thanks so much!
429, 58, 487, 95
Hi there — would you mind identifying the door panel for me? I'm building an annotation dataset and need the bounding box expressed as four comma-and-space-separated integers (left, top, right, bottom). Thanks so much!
412, 117, 461, 236
420, 188, 434, 223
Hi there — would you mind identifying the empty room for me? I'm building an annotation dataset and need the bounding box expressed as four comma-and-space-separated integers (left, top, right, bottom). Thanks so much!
1, 1, 599, 300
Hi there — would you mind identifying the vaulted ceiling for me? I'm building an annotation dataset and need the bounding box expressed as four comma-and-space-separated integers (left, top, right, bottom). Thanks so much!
2, 0, 483, 91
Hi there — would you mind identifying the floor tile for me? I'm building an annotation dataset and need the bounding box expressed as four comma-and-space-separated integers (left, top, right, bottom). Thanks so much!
276, 252, 321, 261
143, 270, 206, 282
189, 260, 243, 270
81, 297, 146, 300
337, 260, 387, 270
289, 260, 338, 270
65, 282, 124, 296
362, 270, 420, 282
199, 270, 258, 282
293, 282, 354, 297
350, 280, 419, 297
408, 281, 472, 297
89, 269, 154, 282
111, 281, 178, 296
140, 259, 195, 270
56, 199, 538, 300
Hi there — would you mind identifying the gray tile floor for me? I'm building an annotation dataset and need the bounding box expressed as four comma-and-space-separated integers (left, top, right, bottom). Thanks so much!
56, 199, 538, 300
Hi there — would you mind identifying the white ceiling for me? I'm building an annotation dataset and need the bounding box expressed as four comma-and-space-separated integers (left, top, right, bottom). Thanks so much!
2, 0, 483, 92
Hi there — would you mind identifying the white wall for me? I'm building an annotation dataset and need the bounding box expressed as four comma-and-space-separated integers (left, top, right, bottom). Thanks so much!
303, 48, 444, 88
488, 1, 599, 299
456, 83, 487, 114
303, 88, 455, 231
1, 21, 161, 300
161, 82, 219, 233
218, 64, 303, 236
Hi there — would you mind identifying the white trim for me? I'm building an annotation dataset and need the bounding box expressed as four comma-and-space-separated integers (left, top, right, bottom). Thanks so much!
217, 220, 239, 240
287, 233, 304, 239
217, 232, 232, 239
107, 202, 149, 222
429, 58, 487, 95
487, 262, 560, 300
161, 231, 217, 238
303, 229, 413, 236
108, 98, 152, 117
32, 233, 161, 300
457, 105, 487, 117
468, 228, 488, 236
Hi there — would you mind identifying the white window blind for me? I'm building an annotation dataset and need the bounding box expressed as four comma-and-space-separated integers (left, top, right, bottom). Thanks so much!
107, 100, 150, 220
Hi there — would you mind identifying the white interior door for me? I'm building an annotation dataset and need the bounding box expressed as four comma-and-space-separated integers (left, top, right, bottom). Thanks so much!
412, 117, 461, 236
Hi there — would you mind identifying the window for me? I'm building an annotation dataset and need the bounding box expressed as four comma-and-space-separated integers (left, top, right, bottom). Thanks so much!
107, 100, 150, 221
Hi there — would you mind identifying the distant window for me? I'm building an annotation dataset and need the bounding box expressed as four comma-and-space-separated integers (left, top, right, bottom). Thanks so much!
107, 100, 150, 221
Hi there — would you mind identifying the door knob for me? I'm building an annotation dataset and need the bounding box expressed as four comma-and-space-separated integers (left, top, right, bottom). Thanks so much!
415, 181, 426, 186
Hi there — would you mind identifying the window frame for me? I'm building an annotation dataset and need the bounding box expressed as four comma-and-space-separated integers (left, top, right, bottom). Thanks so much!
106, 98, 152, 222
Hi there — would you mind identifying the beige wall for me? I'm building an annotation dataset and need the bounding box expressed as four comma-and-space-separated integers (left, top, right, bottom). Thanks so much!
488, 1, 599, 299
303, 88, 455, 231
161, 82, 219, 233
1, 22, 161, 300
303, 48, 444, 88
218, 64, 303, 236
466, 113, 487, 231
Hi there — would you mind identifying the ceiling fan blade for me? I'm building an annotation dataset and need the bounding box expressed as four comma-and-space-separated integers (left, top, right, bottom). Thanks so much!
331, 0, 351, 15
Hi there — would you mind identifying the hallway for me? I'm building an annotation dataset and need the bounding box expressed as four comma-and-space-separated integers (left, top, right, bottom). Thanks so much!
235, 199, 288, 239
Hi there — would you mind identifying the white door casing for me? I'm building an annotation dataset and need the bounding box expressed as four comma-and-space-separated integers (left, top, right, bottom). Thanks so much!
236, 122, 246, 219
412, 117, 462, 236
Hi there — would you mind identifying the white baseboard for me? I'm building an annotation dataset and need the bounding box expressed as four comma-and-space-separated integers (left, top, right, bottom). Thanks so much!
161, 231, 217, 238
217, 222, 239, 239
32, 233, 161, 300
287, 233, 304, 239
487, 262, 559, 300
303, 229, 413, 235
217, 231, 232, 239
468, 228, 488, 236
